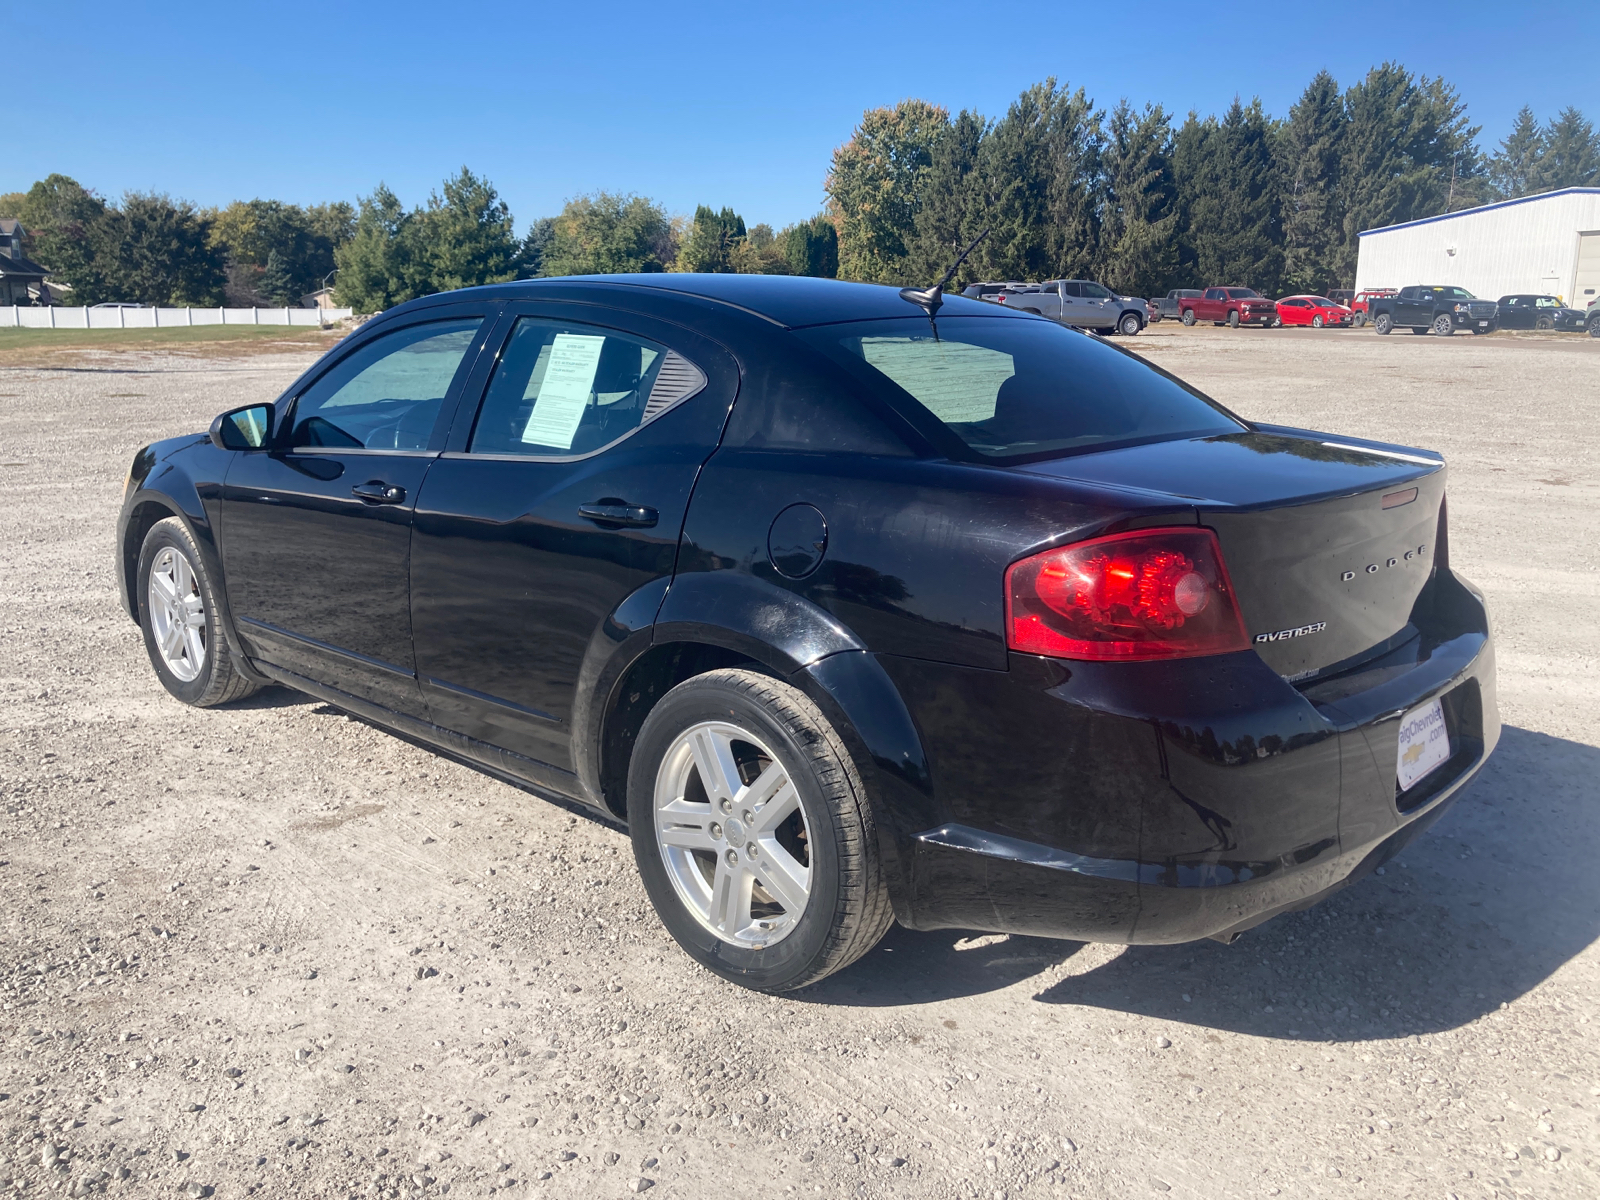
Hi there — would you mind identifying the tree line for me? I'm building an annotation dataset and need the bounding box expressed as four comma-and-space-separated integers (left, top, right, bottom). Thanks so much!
3, 61, 1593, 311
0, 170, 839, 312
826, 64, 1599, 297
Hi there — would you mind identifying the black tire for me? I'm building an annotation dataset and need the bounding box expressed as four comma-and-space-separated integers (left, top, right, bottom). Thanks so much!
1118, 312, 1143, 336
1373, 313, 1393, 335
1352, 312, 1367, 327
137, 517, 260, 707
1312, 315, 1324, 328
1590, 319, 1600, 339
1180, 309, 1195, 326
627, 668, 893, 992
1431, 314, 1455, 336
1226, 310, 1240, 328
1535, 316, 1553, 332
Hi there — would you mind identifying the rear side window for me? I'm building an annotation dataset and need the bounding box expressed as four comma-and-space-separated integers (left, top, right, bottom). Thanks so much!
468, 318, 705, 457
290, 318, 482, 451
798, 316, 1244, 463
1204, 288, 1224, 300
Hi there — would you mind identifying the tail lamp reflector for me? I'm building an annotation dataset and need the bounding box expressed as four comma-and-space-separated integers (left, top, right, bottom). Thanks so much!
1005, 527, 1250, 661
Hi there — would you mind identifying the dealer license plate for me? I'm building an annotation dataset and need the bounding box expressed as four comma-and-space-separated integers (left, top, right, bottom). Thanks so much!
1478, 320, 1488, 327
1397, 698, 1450, 790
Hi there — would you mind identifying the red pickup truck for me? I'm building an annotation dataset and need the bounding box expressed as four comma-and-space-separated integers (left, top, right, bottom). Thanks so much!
1179, 287, 1279, 328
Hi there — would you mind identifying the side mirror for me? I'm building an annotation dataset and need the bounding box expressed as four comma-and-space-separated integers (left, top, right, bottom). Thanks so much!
210, 403, 274, 451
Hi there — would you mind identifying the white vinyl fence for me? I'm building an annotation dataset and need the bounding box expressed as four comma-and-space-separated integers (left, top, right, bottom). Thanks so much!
3, 306, 354, 329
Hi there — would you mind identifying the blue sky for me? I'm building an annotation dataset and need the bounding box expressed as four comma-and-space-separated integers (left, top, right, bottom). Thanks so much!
14, 3, 1598, 232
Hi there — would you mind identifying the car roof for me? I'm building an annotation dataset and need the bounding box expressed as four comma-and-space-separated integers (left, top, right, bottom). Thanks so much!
422, 274, 1024, 330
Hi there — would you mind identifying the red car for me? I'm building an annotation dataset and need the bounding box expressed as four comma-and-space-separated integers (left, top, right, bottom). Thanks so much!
1349, 289, 1397, 327
1179, 287, 1278, 327
1275, 295, 1353, 328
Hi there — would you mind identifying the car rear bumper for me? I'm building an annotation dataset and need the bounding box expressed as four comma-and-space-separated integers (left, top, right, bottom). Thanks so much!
887, 568, 1498, 944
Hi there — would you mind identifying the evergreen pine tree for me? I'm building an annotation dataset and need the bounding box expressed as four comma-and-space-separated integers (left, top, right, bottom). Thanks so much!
673, 206, 747, 273
783, 216, 839, 278
257, 249, 294, 305
1489, 107, 1546, 199
333, 184, 412, 313
1174, 99, 1282, 292
1280, 71, 1345, 293
1099, 100, 1179, 297
1532, 107, 1600, 191
904, 109, 986, 287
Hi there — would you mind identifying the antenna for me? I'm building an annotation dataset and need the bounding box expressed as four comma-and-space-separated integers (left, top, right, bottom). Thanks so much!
899, 228, 991, 315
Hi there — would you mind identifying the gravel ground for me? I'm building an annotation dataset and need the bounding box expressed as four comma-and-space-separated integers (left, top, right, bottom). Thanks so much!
1, 325, 1596, 1200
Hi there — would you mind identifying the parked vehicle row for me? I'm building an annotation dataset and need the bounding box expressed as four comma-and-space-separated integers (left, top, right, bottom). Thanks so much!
971, 278, 1600, 339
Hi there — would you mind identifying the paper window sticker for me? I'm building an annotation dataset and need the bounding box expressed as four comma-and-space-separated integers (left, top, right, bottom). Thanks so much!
521, 333, 605, 450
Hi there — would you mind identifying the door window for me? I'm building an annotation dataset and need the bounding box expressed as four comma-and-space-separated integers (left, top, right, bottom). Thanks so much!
1059, 282, 1082, 297
289, 319, 482, 450
468, 318, 706, 457
1204, 288, 1224, 301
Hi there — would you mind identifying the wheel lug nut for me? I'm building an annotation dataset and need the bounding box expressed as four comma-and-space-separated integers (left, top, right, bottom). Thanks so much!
719, 798, 732, 814
741, 809, 752, 823
724, 849, 738, 866
746, 842, 758, 857
709, 822, 722, 840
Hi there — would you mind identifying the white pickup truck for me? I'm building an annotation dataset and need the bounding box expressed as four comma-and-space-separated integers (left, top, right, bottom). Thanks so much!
995, 279, 1148, 335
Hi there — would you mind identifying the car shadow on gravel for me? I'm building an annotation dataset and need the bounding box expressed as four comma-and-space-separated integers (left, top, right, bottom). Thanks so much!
1030, 725, 1600, 1041
802, 924, 1085, 1006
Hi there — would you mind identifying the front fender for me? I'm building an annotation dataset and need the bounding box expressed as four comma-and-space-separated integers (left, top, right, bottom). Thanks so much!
116, 437, 264, 681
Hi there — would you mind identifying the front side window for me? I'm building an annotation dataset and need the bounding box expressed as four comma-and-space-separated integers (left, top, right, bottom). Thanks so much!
468, 318, 705, 457
799, 316, 1244, 463
1536, 296, 1560, 308
290, 319, 482, 450
1080, 282, 1114, 299
1431, 287, 1475, 300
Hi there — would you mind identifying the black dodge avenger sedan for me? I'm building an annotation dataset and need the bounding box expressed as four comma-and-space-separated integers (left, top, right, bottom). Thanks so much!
118, 275, 1498, 992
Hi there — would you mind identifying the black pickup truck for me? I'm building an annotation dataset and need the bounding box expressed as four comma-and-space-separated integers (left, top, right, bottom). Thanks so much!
1368, 285, 1498, 335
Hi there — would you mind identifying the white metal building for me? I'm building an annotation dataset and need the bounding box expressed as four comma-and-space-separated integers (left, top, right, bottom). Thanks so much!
1354, 187, 1600, 308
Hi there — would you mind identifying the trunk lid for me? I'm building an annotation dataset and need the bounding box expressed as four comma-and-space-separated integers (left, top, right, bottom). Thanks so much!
1017, 428, 1446, 679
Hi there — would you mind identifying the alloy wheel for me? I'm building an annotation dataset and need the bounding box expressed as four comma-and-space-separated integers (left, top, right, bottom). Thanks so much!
652, 720, 812, 949
147, 546, 207, 682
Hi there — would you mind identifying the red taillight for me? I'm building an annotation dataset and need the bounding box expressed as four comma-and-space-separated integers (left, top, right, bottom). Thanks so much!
1005, 527, 1250, 660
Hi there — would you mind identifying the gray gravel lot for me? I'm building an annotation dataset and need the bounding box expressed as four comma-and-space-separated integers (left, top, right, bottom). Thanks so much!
1, 325, 1597, 1200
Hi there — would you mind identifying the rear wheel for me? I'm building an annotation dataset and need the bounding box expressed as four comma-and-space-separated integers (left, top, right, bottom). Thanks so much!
1431, 314, 1455, 336
1180, 309, 1196, 326
137, 517, 260, 707
628, 669, 893, 992
1373, 313, 1393, 335
1118, 312, 1142, 336
1227, 310, 1240, 328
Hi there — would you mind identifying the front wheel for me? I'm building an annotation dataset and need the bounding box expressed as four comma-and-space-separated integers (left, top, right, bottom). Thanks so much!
1374, 313, 1393, 335
1312, 315, 1324, 328
1118, 312, 1143, 336
1352, 312, 1367, 327
1180, 309, 1196, 326
1432, 314, 1455, 336
1589, 319, 1600, 339
1535, 316, 1554, 332
628, 669, 894, 992
137, 517, 260, 707
1227, 310, 1240, 328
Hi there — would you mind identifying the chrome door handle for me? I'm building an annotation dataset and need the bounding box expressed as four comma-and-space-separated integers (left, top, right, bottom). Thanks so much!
578, 502, 658, 528
352, 481, 406, 504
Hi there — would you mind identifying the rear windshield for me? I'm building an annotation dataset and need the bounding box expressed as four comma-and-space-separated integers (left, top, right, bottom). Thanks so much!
797, 316, 1245, 462
1226, 288, 1261, 299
